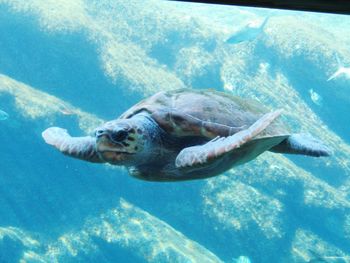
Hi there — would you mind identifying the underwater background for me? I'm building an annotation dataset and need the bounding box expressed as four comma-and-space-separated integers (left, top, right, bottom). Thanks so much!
0, 0, 350, 262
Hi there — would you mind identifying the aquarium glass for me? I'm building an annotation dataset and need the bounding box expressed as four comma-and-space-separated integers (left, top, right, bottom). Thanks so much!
0, 0, 349, 262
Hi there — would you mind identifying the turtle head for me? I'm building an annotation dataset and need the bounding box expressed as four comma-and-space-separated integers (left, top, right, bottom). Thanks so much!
94, 114, 158, 165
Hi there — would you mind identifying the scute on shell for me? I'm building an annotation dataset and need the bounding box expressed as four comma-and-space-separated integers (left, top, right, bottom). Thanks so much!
119, 89, 289, 139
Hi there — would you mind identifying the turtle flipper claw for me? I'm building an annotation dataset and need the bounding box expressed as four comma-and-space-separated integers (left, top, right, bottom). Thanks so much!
42, 127, 104, 163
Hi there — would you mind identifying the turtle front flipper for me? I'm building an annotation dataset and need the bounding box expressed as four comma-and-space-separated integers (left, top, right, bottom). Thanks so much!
42, 127, 104, 163
175, 110, 282, 169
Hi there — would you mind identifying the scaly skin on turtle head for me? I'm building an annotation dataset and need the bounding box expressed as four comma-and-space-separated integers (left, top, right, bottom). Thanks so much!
95, 113, 160, 165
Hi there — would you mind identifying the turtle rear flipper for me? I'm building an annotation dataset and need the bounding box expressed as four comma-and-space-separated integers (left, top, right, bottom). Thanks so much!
42, 127, 104, 163
175, 110, 282, 169
270, 133, 331, 157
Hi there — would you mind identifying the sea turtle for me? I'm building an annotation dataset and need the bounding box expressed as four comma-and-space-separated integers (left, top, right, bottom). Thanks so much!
42, 89, 330, 182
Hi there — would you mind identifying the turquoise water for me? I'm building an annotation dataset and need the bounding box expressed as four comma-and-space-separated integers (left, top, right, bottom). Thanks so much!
0, 1, 350, 262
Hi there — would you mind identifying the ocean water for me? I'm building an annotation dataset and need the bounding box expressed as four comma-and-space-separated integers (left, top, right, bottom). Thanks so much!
0, 1, 350, 262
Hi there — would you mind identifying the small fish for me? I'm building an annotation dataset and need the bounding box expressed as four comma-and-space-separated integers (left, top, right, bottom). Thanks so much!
58, 107, 76, 116
57, 103, 76, 116
0, 109, 9, 121
327, 54, 350, 81
226, 17, 269, 44
308, 89, 322, 106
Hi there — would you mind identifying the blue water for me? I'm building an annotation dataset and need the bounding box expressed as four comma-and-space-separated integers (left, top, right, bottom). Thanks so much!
0, 1, 350, 262
0, 110, 8, 120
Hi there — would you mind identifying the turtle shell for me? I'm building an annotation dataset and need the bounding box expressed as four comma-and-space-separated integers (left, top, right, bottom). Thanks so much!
119, 89, 289, 138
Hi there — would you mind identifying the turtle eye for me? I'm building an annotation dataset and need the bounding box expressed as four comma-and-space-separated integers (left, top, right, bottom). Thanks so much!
110, 130, 128, 142
95, 129, 106, 137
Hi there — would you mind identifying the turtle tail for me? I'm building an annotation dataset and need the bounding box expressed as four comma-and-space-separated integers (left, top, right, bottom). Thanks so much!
269, 133, 331, 157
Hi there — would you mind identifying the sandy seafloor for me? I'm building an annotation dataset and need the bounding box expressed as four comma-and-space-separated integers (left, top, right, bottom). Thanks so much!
0, 1, 350, 262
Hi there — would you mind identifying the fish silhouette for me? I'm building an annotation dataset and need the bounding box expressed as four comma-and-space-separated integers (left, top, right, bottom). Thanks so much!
327, 54, 350, 81
226, 17, 269, 44
0, 109, 9, 121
